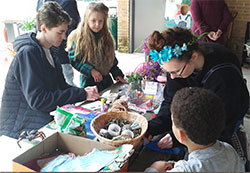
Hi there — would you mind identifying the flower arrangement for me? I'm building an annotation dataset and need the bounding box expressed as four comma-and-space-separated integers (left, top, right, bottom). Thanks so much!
133, 34, 163, 81
141, 59, 163, 81
126, 72, 142, 83
134, 34, 151, 57
141, 35, 151, 57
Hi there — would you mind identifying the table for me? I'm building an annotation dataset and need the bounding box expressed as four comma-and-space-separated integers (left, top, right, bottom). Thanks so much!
97, 82, 154, 120
99, 84, 171, 171
0, 136, 33, 171
0, 83, 155, 171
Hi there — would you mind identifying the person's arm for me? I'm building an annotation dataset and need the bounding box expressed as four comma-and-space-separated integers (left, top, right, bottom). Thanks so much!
14, 47, 87, 112
203, 66, 249, 142
147, 74, 187, 136
190, 0, 211, 33
110, 55, 124, 79
145, 161, 174, 172
218, 2, 232, 33
144, 167, 159, 172
68, 46, 94, 78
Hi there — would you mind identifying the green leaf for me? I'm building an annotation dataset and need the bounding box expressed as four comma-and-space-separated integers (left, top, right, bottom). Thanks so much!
134, 39, 145, 52
126, 72, 142, 83
18, 17, 36, 31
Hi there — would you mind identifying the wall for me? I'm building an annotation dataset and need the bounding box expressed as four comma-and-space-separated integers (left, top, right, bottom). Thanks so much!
117, 0, 129, 52
117, 0, 166, 53
133, 0, 166, 53
225, 0, 250, 63
117, 0, 250, 62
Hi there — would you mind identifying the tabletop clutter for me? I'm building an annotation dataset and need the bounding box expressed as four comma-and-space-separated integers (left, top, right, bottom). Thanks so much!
15, 82, 166, 171
23, 143, 134, 172
99, 118, 141, 140
39, 144, 134, 172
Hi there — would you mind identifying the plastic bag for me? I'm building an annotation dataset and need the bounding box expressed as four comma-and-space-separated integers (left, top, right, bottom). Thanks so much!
54, 107, 86, 136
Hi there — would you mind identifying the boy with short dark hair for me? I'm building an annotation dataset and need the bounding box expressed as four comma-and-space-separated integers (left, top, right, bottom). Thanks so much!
145, 87, 244, 172
0, 2, 99, 139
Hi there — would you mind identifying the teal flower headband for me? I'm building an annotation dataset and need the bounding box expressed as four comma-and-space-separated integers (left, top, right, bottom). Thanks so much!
149, 31, 209, 65
149, 43, 188, 65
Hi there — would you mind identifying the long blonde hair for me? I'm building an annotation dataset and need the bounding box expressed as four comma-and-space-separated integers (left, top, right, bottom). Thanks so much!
67, 2, 114, 65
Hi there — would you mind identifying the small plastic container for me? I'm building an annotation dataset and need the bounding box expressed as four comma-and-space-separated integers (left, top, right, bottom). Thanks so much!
101, 98, 105, 112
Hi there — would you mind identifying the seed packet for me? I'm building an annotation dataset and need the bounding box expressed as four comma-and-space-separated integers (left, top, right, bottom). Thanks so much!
54, 107, 86, 136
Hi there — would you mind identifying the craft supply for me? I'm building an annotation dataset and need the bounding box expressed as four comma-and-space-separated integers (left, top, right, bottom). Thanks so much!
99, 129, 109, 137
81, 101, 102, 111
54, 107, 87, 136
109, 96, 128, 112
61, 104, 100, 139
91, 111, 148, 147
121, 129, 134, 138
108, 123, 121, 137
101, 98, 105, 112
106, 93, 119, 105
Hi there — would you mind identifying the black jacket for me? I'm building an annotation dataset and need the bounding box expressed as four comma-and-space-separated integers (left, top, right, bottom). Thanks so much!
148, 42, 249, 143
0, 33, 87, 139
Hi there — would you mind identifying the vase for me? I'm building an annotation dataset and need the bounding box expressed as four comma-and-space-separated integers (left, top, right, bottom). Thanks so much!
126, 80, 144, 105
129, 80, 142, 91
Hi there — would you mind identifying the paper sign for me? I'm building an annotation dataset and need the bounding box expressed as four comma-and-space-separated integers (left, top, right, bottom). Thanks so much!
144, 81, 158, 95
82, 101, 102, 110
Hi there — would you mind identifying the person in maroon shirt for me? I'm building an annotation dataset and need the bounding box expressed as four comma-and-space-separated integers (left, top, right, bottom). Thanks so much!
191, 0, 232, 45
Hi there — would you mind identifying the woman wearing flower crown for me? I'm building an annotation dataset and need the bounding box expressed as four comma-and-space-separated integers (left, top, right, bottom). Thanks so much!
146, 27, 249, 166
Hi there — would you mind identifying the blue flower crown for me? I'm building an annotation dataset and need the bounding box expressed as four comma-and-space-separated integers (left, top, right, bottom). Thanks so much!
149, 31, 209, 65
149, 43, 188, 65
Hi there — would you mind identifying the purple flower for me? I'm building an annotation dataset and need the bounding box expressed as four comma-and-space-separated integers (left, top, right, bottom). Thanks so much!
142, 35, 151, 57
140, 59, 163, 80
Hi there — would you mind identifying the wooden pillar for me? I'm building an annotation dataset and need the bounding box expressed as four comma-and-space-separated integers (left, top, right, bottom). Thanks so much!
117, 0, 129, 52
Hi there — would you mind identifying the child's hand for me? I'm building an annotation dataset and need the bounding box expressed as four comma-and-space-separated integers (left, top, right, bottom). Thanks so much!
115, 76, 126, 83
150, 161, 174, 172
91, 69, 103, 82
84, 86, 100, 101
157, 133, 173, 149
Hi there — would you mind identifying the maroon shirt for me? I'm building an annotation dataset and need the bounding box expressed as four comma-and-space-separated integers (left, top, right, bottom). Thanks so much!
191, 0, 232, 45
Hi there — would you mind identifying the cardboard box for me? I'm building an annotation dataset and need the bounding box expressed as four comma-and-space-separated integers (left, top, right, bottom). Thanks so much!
12, 132, 115, 172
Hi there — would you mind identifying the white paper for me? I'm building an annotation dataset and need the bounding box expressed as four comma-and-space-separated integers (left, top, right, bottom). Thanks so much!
144, 81, 158, 95
82, 101, 102, 111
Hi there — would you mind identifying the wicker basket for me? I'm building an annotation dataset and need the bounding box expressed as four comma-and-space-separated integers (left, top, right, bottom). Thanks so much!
91, 111, 148, 148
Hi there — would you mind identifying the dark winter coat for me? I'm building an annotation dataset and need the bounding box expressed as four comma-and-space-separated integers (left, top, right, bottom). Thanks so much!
0, 33, 87, 139
148, 42, 249, 143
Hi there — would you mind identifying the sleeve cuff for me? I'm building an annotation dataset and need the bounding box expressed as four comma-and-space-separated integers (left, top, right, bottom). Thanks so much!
145, 167, 158, 172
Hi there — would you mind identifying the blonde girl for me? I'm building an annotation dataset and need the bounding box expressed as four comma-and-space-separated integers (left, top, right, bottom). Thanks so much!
67, 2, 125, 92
